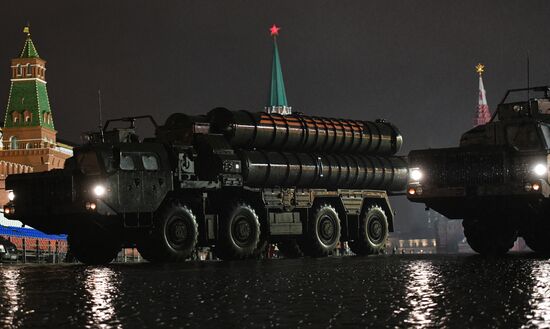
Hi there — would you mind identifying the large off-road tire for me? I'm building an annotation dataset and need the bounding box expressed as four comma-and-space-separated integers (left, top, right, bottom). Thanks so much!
349, 205, 388, 256
137, 202, 199, 263
463, 217, 516, 256
300, 204, 341, 257
522, 221, 550, 254
250, 211, 269, 259
277, 239, 304, 258
68, 225, 121, 265
215, 203, 261, 260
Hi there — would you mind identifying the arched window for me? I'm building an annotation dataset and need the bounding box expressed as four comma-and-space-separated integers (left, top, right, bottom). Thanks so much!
26, 64, 32, 76
25, 143, 31, 149
16, 64, 22, 76
9, 136, 17, 150
12, 111, 21, 124
24, 110, 31, 124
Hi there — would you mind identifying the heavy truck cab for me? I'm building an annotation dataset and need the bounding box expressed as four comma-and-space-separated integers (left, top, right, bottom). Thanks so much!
407, 86, 550, 255
4, 118, 175, 263
80, 145, 172, 213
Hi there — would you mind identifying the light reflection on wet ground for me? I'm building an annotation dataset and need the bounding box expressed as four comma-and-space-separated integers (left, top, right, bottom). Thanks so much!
1, 254, 550, 328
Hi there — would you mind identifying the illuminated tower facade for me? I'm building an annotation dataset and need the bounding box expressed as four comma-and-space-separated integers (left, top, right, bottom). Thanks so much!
1, 26, 71, 172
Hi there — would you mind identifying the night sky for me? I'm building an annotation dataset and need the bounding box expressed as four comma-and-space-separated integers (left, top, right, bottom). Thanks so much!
1, 0, 550, 234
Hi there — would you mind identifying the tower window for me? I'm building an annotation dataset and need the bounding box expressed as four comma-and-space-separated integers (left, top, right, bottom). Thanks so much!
16, 65, 22, 76
12, 112, 21, 124
9, 136, 17, 150
26, 64, 32, 76
24, 111, 31, 124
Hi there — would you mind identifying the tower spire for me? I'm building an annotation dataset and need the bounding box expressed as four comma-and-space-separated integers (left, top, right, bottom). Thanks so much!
474, 63, 491, 126
20, 24, 39, 58
266, 24, 291, 115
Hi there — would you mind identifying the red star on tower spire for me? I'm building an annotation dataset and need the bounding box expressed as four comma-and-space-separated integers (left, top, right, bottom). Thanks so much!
269, 24, 280, 37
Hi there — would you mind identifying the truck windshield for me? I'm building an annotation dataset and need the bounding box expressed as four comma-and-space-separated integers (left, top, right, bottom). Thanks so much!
539, 124, 550, 149
76, 151, 102, 175
506, 123, 542, 151
506, 123, 541, 151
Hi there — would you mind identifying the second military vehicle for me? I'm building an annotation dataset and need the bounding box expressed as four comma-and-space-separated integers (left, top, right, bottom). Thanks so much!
408, 86, 550, 255
4, 108, 408, 264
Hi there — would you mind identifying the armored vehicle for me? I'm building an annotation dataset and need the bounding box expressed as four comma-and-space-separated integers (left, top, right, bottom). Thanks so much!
4, 109, 408, 264
408, 86, 550, 255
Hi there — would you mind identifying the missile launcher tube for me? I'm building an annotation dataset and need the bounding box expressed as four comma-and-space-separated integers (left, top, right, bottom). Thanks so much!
208, 108, 403, 155
239, 150, 408, 191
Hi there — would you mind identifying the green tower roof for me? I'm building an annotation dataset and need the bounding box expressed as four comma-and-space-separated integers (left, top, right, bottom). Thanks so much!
20, 33, 40, 58
268, 25, 288, 108
4, 80, 53, 129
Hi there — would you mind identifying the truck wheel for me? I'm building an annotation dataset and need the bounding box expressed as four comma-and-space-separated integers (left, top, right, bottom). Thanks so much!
277, 239, 304, 258
68, 231, 120, 265
138, 203, 198, 262
463, 218, 516, 256
215, 203, 261, 260
250, 211, 269, 259
349, 205, 388, 256
301, 204, 341, 257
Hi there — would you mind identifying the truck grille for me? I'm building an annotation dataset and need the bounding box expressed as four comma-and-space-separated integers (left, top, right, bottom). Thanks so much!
7, 170, 73, 212
410, 147, 507, 187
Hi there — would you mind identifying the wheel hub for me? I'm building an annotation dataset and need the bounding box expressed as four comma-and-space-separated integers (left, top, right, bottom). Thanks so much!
319, 215, 335, 242
368, 217, 384, 243
169, 219, 188, 245
233, 216, 252, 245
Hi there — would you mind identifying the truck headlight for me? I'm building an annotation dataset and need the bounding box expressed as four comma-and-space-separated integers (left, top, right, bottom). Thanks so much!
533, 163, 547, 177
93, 184, 107, 197
7, 191, 15, 201
410, 168, 423, 181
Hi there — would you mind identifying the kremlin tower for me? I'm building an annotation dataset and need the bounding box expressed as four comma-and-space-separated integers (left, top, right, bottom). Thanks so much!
0, 26, 72, 227
265, 24, 291, 115
1, 26, 71, 172
474, 63, 491, 126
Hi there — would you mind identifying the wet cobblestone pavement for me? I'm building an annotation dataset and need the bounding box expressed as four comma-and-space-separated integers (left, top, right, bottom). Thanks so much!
1, 254, 550, 328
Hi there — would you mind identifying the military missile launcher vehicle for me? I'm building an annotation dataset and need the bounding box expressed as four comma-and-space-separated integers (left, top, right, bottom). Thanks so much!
408, 86, 550, 255
4, 108, 408, 264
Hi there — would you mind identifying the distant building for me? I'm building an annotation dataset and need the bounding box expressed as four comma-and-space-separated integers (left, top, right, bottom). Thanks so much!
0, 26, 73, 228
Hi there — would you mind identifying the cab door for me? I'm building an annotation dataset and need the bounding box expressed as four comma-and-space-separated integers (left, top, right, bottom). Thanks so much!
116, 151, 143, 213
141, 152, 163, 212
